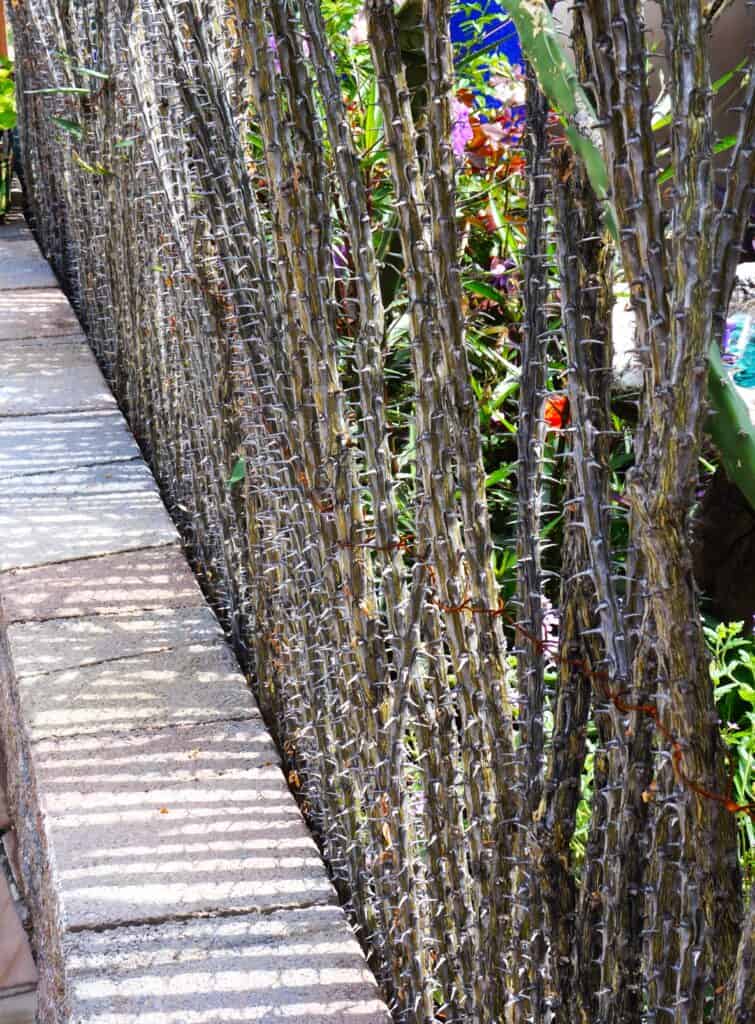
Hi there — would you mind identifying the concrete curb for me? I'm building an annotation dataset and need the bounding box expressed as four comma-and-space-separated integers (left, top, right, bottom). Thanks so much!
0, 211, 390, 1022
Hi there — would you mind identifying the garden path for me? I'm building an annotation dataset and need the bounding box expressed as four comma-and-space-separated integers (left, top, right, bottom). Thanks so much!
0, 201, 390, 1024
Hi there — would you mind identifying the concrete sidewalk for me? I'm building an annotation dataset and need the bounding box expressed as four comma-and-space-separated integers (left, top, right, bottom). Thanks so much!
0, 207, 390, 1023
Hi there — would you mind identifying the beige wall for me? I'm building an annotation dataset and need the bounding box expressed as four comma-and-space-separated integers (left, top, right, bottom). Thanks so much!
552, 0, 753, 142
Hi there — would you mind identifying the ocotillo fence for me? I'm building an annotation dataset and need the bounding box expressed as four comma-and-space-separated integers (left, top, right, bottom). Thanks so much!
8, 0, 754, 1021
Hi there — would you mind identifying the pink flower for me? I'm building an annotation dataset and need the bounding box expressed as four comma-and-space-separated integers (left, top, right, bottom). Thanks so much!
267, 30, 310, 70
451, 98, 473, 160
267, 34, 281, 74
348, 10, 368, 46
489, 70, 526, 108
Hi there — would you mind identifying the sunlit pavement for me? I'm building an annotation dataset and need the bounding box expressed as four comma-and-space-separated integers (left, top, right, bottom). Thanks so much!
0, 200, 390, 1022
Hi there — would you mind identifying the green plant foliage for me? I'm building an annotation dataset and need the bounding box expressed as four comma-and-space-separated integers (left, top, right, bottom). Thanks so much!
502, 0, 618, 240
51, 115, 83, 139
228, 457, 246, 487
508, 5, 755, 512
706, 344, 755, 512
0, 57, 16, 131
705, 619, 755, 885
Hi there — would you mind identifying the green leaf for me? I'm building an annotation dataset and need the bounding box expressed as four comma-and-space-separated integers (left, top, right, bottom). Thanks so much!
72, 151, 112, 176
25, 87, 90, 95
658, 135, 738, 185
712, 58, 748, 95
52, 116, 83, 140
72, 65, 110, 81
706, 342, 755, 513
714, 134, 737, 155
463, 279, 509, 305
485, 464, 516, 489
489, 378, 520, 412
228, 457, 246, 486
0, 74, 17, 131
362, 75, 383, 156
542, 511, 565, 538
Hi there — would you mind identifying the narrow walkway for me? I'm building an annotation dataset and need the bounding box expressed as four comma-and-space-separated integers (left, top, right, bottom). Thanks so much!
0, 204, 390, 1022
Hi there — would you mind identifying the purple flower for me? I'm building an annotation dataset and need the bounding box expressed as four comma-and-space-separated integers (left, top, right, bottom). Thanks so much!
490, 256, 516, 293
451, 98, 473, 160
267, 34, 281, 74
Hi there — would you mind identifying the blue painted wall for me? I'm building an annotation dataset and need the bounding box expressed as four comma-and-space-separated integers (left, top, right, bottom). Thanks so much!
450, 2, 523, 66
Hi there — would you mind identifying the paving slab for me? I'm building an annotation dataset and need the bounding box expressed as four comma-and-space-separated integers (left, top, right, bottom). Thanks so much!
16, 642, 261, 741
0, 547, 204, 623
0, 237, 390, 1023
0, 336, 116, 416
0, 462, 177, 571
0, 209, 34, 244
0, 411, 140, 479
0, 291, 81, 341
7, 606, 224, 677
0, 215, 32, 243
0, 988, 37, 1024
63, 906, 391, 1024
33, 721, 331, 928
0, 237, 58, 291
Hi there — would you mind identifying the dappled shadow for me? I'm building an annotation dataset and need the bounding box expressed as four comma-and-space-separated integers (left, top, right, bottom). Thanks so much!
0, 290, 81, 340
1, 547, 204, 623
0, 462, 177, 570
17, 644, 261, 740
33, 723, 332, 928
0, 336, 115, 416
0, 411, 139, 478
65, 907, 389, 1023
8, 606, 223, 676
0, 234, 58, 290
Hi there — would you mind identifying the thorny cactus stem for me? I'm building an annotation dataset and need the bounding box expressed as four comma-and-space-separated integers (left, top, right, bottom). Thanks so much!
511, 0, 755, 511
503, 0, 619, 240
9, 0, 754, 1021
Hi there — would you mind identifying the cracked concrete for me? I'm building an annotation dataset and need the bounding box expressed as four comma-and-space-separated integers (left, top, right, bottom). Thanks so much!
16, 645, 262, 742
0, 291, 81, 341
0, 213, 390, 1022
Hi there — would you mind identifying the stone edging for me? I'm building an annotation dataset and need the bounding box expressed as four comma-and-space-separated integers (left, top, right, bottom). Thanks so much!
0, 208, 390, 1022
